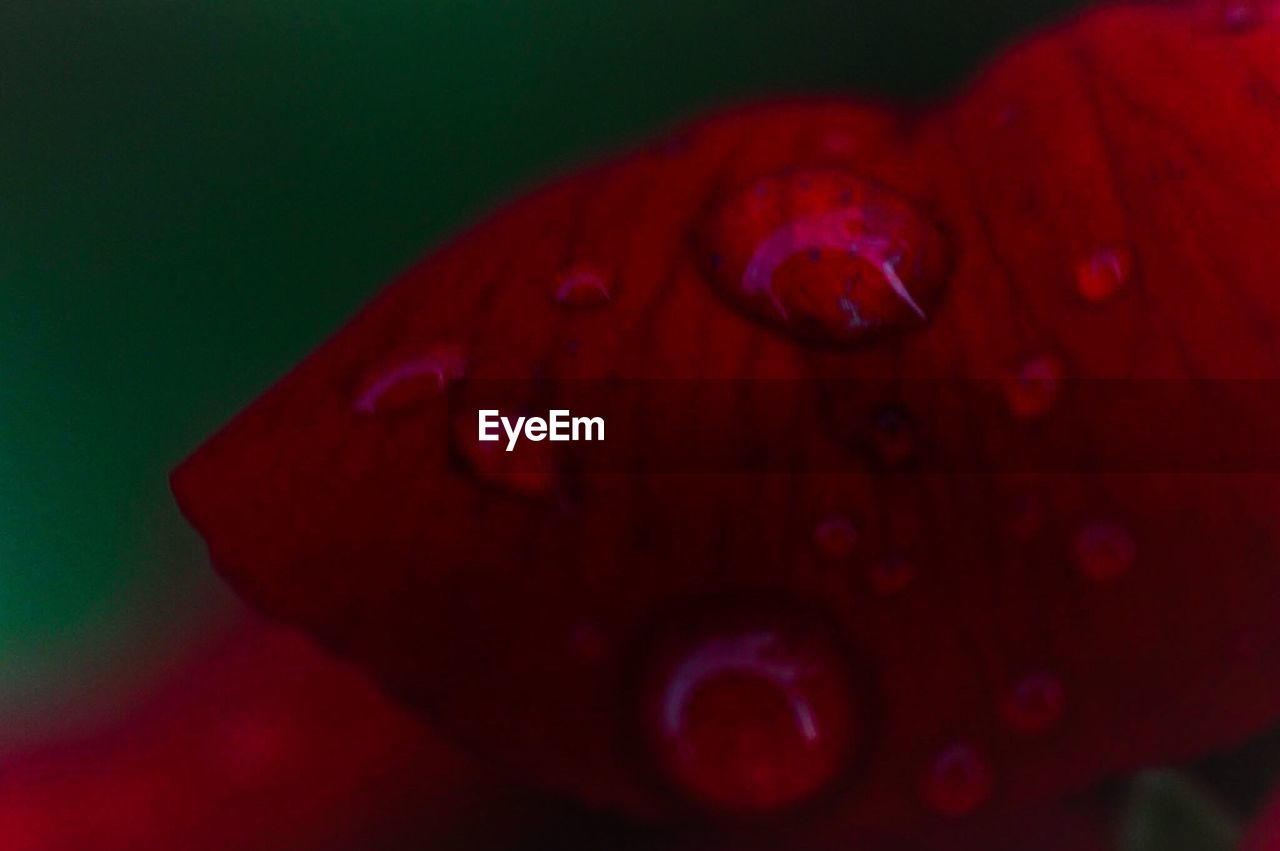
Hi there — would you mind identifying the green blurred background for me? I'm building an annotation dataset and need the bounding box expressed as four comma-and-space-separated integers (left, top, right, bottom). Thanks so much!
0, 0, 1096, 730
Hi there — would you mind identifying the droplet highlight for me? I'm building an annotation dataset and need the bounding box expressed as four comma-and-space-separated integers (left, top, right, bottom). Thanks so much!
920, 742, 993, 817
1074, 520, 1136, 582
640, 606, 861, 815
1074, 247, 1133, 303
553, 263, 613, 307
698, 168, 950, 344
354, 344, 465, 415
814, 515, 858, 559
1000, 672, 1066, 735
866, 556, 915, 596
1005, 353, 1063, 420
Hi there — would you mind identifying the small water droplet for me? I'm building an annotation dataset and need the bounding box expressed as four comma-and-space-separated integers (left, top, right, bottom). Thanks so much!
1074, 247, 1133, 303
1005, 353, 1063, 420
814, 515, 858, 559
866, 556, 915, 595
1074, 520, 1136, 582
553, 263, 613, 307
354, 344, 465, 415
920, 742, 993, 817
870, 405, 915, 465
640, 606, 860, 815
698, 168, 950, 345
1000, 672, 1065, 735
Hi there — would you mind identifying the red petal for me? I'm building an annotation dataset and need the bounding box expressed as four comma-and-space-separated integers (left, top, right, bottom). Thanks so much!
173, 0, 1280, 832
0, 615, 541, 850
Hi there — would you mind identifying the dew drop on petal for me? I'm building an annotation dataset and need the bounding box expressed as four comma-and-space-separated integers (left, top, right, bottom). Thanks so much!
1074, 246, 1133, 303
698, 168, 950, 345
1000, 672, 1066, 735
920, 742, 993, 817
640, 607, 861, 815
1074, 520, 1136, 583
1005, 353, 1063, 420
866, 556, 915, 596
814, 515, 858, 559
354, 344, 465, 415
553, 263, 613, 307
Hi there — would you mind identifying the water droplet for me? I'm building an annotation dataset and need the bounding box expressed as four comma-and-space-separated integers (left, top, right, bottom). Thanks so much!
920, 742, 993, 817
1074, 520, 1136, 582
354, 344, 465, 415
814, 515, 858, 559
698, 168, 950, 345
1074, 247, 1133, 303
866, 556, 915, 595
870, 405, 915, 465
553, 263, 613, 307
1005, 353, 1063, 420
1000, 672, 1066, 735
640, 606, 861, 815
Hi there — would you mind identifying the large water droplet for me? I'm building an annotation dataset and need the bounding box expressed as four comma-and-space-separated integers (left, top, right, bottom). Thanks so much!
814, 515, 858, 559
1074, 247, 1133, 303
1004, 353, 1063, 420
866, 556, 915, 596
553, 263, 613, 307
354, 344, 465, 415
1000, 672, 1066, 735
920, 742, 993, 817
639, 606, 860, 815
698, 168, 950, 344
1074, 520, 1136, 582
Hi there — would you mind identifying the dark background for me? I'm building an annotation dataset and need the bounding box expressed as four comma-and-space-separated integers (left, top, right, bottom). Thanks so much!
0, 0, 1092, 738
